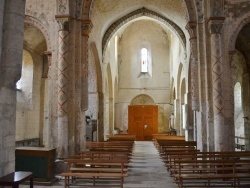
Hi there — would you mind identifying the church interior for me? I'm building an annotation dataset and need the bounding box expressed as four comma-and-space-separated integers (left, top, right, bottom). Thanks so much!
1, 0, 250, 187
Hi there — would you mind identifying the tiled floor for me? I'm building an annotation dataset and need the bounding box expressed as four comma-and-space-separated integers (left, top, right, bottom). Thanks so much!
20, 141, 178, 188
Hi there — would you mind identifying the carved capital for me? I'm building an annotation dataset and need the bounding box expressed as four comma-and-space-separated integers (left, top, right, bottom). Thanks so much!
55, 15, 70, 30
186, 22, 197, 40
44, 51, 52, 65
44, 51, 52, 67
81, 20, 93, 37
208, 18, 225, 34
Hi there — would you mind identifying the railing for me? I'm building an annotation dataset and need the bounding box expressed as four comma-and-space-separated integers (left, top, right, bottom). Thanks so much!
235, 136, 246, 151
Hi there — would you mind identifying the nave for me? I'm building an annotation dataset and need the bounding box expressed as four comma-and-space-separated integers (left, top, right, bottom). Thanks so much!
19, 141, 177, 188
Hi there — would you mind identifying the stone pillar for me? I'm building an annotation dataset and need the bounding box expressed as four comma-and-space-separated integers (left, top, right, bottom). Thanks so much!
186, 22, 199, 111
76, 20, 93, 150
44, 51, 52, 148
186, 92, 194, 141
174, 99, 181, 136
81, 20, 92, 111
56, 16, 70, 158
98, 92, 105, 141
209, 18, 234, 151
185, 22, 199, 140
242, 73, 250, 150
0, 0, 26, 176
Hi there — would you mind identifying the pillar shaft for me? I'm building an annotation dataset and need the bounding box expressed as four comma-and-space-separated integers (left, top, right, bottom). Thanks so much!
81, 20, 92, 111
209, 19, 234, 151
186, 22, 199, 111
0, 0, 26, 176
57, 18, 69, 158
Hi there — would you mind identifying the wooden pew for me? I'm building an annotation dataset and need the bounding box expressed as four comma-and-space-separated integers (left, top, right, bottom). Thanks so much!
153, 135, 185, 141
106, 134, 136, 141
172, 159, 250, 188
70, 154, 131, 162
79, 150, 132, 157
60, 159, 128, 188
168, 151, 250, 175
153, 135, 186, 147
156, 140, 197, 153
86, 141, 134, 154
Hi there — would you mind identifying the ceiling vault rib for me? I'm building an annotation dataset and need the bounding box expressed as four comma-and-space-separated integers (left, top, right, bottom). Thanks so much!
102, 7, 186, 55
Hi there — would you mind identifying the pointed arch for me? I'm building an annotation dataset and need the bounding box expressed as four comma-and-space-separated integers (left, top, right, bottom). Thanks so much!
102, 8, 186, 54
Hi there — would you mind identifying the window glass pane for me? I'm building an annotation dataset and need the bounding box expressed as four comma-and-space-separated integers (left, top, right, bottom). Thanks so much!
141, 48, 148, 72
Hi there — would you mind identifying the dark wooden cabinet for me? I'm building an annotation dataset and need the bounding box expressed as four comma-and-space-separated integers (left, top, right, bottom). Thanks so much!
15, 147, 56, 182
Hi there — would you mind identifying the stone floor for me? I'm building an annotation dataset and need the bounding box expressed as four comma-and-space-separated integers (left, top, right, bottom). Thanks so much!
20, 141, 178, 188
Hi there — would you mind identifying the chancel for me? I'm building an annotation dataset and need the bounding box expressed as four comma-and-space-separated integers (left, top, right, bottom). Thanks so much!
1, 0, 250, 187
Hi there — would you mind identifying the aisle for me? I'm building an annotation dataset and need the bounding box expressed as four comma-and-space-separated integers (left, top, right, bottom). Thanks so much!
124, 141, 177, 188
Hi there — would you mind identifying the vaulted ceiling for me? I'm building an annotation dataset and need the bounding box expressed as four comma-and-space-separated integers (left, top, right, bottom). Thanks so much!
236, 22, 250, 68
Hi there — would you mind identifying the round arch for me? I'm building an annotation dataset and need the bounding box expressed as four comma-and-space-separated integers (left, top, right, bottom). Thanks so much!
130, 94, 155, 105
24, 16, 52, 52
228, 14, 250, 51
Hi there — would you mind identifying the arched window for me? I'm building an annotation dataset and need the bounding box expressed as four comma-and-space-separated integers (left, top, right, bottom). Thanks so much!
141, 48, 148, 72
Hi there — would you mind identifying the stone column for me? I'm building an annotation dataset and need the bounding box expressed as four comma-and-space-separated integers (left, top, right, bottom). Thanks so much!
186, 22, 199, 111
185, 22, 198, 140
75, 20, 92, 150
98, 92, 105, 141
56, 16, 70, 158
0, 0, 26, 176
174, 99, 181, 136
81, 20, 92, 111
43, 51, 52, 148
209, 18, 234, 151
242, 73, 250, 150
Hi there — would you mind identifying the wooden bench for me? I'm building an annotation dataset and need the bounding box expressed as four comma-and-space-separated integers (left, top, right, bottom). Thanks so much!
70, 154, 131, 162
86, 141, 134, 153
89, 148, 133, 153
79, 150, 132, 157
60, 159, 128, 188
87, 141, 134, 146
156, 141, 197, 153
106, 135, 136, 141
153, 136, 186, 148
168, 151, 250, 175
172, 159, 250, 188
0, 171, 33, 188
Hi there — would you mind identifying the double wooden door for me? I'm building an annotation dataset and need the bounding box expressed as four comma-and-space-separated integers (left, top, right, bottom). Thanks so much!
128, 105, 158, 141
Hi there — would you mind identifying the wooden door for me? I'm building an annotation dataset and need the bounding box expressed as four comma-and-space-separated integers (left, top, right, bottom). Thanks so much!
128, 105, 158, 141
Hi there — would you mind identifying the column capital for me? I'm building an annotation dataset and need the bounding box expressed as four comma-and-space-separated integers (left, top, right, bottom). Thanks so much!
44, 50, 52, 56
208, 18, 225, 35
185, 22, 197, 40
55, 15, 70, 30
81, 20, 93, 37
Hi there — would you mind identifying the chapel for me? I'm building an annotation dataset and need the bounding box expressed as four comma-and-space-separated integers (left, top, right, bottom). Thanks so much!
1, 0, 250, 183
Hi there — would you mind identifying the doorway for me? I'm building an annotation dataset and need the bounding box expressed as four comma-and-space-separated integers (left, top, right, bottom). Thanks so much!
128, 105, 158, 141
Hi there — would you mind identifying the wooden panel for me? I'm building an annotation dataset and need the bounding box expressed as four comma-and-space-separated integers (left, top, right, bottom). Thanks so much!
15, 147, 56, 181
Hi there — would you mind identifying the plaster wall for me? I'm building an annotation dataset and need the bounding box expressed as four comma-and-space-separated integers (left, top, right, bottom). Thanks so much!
115, 20, 175, 132
16, 51, 43, 141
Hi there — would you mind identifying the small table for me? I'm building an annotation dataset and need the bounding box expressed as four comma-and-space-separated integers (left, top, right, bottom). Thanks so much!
0, 171, 33, 188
